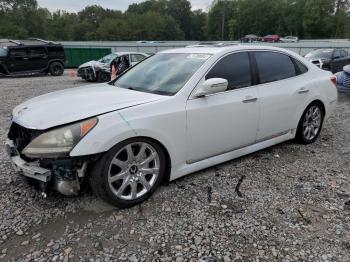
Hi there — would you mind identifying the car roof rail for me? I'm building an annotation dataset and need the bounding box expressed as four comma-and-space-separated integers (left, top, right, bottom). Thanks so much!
27, 38, 58, 45
186, 42, 238, 48
9, 40, 22, 45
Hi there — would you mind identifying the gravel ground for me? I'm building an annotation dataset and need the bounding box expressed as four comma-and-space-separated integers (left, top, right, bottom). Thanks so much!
0, 73, 349, 261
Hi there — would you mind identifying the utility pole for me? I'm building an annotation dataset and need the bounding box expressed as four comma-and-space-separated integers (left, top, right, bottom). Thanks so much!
220, 0, 225, 40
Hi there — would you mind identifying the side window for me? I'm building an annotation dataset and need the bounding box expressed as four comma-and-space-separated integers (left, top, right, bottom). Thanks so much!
47, 46, 64, 57
28, 47, 46, 58
206, 52, 252, 90
131, 54, 146, 63
10, 48, 27, 57
254, 51, 296, 84
293, 58, 308, 75
333, 50, 341, 59
341, 50, 348, 57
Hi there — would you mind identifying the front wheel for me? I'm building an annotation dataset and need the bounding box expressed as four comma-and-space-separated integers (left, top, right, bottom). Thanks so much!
97, 71, 111, 82
296, 102, 324, 144
89, 138, 166, 208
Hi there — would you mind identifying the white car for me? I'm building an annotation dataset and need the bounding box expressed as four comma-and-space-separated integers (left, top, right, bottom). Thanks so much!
280, 36, 299, 43
5, 45, 337, 207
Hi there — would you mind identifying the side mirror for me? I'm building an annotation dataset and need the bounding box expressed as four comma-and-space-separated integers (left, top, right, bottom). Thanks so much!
194, 78, 228, 97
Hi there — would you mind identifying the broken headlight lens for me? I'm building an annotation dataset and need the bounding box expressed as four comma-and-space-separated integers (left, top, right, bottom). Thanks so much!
22, 118, 98, 158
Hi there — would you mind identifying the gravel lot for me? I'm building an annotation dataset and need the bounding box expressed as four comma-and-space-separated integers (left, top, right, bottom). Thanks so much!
0, 73, 349, 261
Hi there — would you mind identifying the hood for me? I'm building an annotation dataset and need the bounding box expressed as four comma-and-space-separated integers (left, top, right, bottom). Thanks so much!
78, 60, 109, 70
12, 84, 165, 130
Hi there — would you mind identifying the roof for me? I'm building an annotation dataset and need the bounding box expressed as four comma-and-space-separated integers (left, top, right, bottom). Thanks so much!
0, 39, 60, 47
160, 44, 292, 55
113, 52, 149, 56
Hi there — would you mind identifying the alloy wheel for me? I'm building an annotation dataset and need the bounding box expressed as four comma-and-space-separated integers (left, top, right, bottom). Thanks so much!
107, 142, 160, 200
302, 105, 322, 141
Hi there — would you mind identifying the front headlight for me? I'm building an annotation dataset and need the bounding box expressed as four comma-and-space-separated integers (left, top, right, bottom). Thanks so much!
22, 118, 98, 158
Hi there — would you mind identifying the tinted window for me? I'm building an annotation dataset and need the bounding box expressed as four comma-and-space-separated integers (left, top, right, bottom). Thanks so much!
47, 46, 64, 57
293, 58, 308, 74
206, 52, 251, 90
255, 51, 296, 84
29, 47, 46, 57
10, 48, 27, 57
341, 50, 348, 57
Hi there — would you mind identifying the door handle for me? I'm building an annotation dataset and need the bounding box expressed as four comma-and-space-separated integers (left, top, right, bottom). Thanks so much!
242, 96, 258, 103
298, 88, 309, 94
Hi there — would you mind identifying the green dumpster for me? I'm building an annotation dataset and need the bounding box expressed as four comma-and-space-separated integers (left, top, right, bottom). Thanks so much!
64, 47, 112, 68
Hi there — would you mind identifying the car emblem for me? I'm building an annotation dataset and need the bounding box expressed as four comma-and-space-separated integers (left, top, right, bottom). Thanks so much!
129, 165, 138, 175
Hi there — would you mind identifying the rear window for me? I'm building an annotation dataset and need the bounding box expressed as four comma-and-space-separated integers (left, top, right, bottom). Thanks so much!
47, 46, 64, 57
254, 51, 296, 84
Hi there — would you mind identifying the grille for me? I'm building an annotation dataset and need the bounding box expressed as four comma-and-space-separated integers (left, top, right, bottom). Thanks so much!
7, 122, 44, 153
343, 75, 350, 88
78, 67, 94, 75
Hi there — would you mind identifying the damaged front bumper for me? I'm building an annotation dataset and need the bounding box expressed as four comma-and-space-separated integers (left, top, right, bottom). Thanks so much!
5, 140, 51, 182
5, 139, 94, 196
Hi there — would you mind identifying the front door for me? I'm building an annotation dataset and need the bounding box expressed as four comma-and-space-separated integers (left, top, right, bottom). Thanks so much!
7, 47, 30, 73
186, 52, 259, 163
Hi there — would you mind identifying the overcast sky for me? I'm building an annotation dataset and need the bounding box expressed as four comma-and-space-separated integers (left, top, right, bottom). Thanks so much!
37, 0, 213, 12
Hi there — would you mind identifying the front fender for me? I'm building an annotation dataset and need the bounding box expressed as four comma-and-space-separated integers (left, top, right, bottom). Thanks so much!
69, 110, 178, 166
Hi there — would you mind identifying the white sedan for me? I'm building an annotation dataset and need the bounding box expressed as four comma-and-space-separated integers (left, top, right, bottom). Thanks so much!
6, 45, 337, 207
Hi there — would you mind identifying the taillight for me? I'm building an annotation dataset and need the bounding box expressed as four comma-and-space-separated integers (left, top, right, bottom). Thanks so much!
330, 76, 337, 87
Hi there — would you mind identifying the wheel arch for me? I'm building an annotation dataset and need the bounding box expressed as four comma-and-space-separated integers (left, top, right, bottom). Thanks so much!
308, 99, 326, 115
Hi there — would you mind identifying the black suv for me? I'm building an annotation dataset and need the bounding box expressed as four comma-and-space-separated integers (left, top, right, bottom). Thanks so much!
0, 39, 66, 76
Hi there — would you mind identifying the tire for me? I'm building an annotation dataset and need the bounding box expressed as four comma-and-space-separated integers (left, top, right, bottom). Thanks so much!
296, 102, 324, 144
89, 138, 166, 208
97, 71, 111, 82
49, 62, 64, 76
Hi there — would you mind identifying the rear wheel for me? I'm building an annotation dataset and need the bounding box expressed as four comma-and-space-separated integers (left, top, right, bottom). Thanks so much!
89, 138, 166, 208
49, 62, 64, 76
296, 102, 324, 144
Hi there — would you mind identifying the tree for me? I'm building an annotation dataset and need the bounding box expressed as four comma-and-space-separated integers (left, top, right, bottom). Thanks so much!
303, 0, 334, 38
190, 10, 207, 41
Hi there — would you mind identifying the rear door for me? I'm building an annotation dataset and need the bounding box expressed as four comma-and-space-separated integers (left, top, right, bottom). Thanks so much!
253, 51, 311, 141
7, 47, 30, 73
27, 47, 48, 71
186, 52, 259, 163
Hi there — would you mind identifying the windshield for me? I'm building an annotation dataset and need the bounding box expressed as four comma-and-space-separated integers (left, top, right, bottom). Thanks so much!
305, 49, 333, 59
99, 54, 118, 64
114, 53, 211, 96
0, 47, 8, 57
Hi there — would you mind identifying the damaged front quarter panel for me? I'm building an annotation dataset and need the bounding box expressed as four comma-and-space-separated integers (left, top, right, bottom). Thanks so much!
39, 154, 101, 196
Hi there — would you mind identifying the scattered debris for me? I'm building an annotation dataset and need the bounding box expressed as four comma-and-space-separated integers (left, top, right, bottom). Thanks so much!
235, 175, 246, 198
297, 209, 312, 225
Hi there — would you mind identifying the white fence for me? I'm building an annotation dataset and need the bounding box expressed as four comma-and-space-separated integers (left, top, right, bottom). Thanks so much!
61, 40, 350, 56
